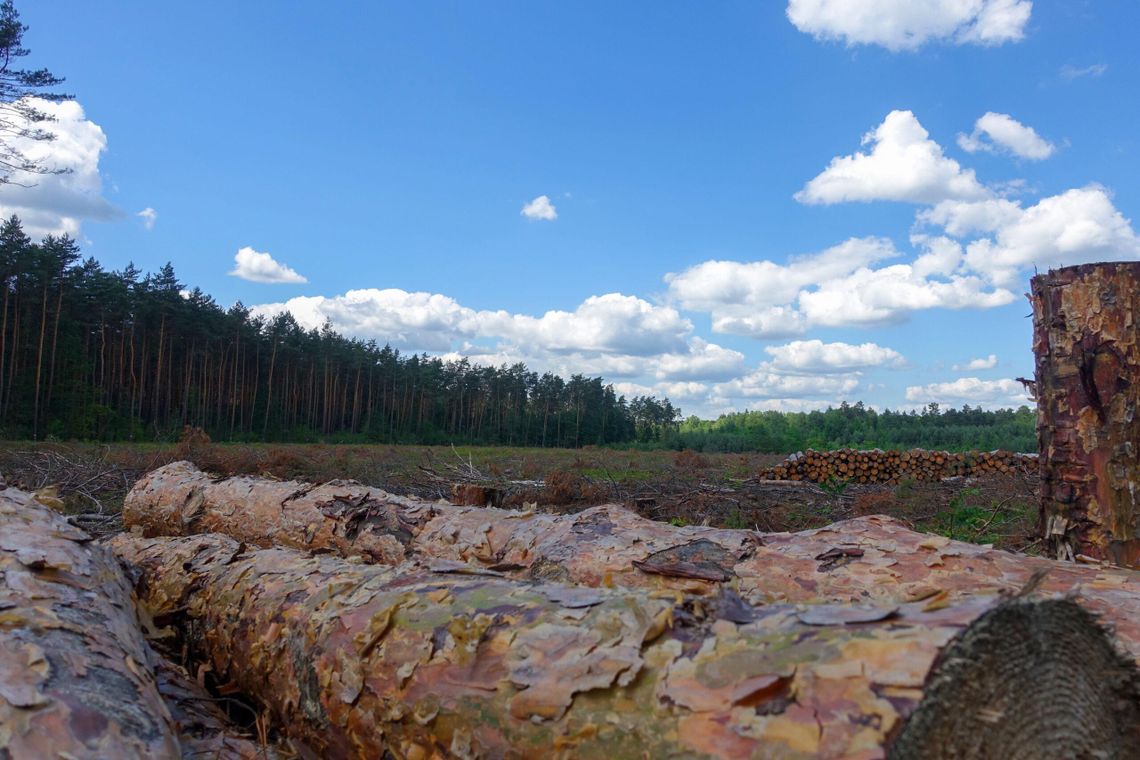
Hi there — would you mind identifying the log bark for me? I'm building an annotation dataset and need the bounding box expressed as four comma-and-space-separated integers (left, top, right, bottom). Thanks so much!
0, 485, 181, 758
111, 533, 1139, 760
1031, 262, 1140, 568
124, 462, 1140, 660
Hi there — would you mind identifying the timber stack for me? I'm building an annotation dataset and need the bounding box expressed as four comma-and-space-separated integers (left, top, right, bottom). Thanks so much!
758, 448, 1035, 484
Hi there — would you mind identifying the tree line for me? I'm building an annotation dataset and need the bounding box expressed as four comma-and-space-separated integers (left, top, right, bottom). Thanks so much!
0, 218, 681, 445
674, 402, 1036, 454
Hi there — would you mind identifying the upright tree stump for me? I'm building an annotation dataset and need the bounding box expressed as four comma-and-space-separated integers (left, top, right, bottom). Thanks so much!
1031, 262, 1140, 568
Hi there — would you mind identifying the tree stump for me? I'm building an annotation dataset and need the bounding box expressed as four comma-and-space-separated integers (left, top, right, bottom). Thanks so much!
1031, 262, 1140, 568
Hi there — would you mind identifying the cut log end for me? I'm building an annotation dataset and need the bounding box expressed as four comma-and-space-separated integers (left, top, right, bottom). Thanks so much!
892, 598, 1140, 759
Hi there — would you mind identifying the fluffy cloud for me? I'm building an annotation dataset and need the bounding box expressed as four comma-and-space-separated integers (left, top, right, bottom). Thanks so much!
253, 289, 703, 360
666, 237, 897, 337
786, 0, 1032, 51
917, 198, 1022, 237
795, 111, 988, 205
229, 247, 308, 284
796, 263, 1014, 327
953, 186, 1140, 286
765, 339, 905, 373
137, 207, 158, 230
953, 354, 998, 371
957, 112, 1054, 160
666, 236, 1013, 337
521, 195, 557, 221
651, 338, 745, 382
717, 369, 860, 400
746, 398, 838, 413
0, 98, 121, 239
479, 294, 691, 356
905, 377, 1029, 407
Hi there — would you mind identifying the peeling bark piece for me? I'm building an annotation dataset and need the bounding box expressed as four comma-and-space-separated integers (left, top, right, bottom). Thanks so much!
632, 539, 738, 582
0, 485, 181, 759
112, 533, 1139, 760
1031, 262, 1140, 568
125, 464, 1140, 661
797, 603, 898, 626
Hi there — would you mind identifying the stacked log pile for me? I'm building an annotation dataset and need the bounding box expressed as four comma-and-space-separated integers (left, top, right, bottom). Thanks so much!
757, 448, 1035, 484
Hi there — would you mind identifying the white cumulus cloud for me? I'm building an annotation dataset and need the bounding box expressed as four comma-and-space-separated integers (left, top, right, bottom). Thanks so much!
229, 247, 309, 284
955, 186, 1140, 286
765, 339, 905, 373
953, 354, 998, 371
0, 98, 121, 239
521, 194, 557, 221
786, 0, 1032, 51
137, 207, 157, 230
905, 377, 1029, 407
957, 112, 1054, 160
666, 235, 1013, 337
796, 110, 988, 205
717, 369, 861, 400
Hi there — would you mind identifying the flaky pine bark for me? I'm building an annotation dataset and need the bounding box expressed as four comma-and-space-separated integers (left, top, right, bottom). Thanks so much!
1031, 262, 1140, 568
124, 460, 426, 563
0, 486, 181, 758
114, 533, 1139, 760
125, 462, 1140, 659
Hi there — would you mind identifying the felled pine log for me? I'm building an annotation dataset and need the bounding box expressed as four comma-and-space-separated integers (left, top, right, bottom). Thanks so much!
0, 483, 276, 760
0, 483, 182, 758
111, 532, 1140, 760
1031, 262, 1140, 568
124, 462, 1140, 661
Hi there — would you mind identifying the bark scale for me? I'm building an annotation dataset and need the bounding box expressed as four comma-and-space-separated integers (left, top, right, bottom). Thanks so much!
1031, 262, 1140, 568
111, 532, 1140, 760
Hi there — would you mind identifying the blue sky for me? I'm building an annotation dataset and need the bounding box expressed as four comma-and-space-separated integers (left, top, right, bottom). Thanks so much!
8, 1, 1140, 417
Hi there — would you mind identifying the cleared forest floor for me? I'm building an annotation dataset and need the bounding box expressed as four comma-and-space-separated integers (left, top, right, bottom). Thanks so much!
0, 441, 1041, 552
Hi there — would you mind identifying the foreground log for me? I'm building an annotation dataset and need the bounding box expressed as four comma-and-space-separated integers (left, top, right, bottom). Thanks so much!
1031, 262, 1140, 568
0, 485, 181, 758
125, 462, 1140, 660
112, 533, 1139, 759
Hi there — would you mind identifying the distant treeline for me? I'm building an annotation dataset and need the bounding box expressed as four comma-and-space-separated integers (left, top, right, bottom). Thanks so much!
672, 402, 1036, 454
0, 217, 680, 445
0, 216, 1036, 451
